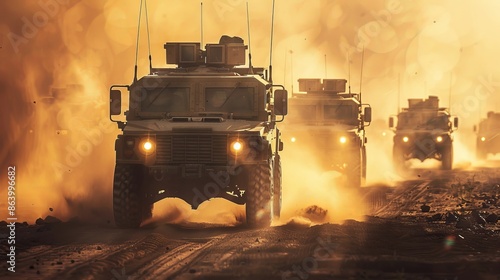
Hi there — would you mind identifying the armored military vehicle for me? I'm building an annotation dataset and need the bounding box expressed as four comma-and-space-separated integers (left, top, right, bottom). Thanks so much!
283, 78, 372, 188
389, 96, 458, 170
109, 36, 288, 228
474, 111, 500, 160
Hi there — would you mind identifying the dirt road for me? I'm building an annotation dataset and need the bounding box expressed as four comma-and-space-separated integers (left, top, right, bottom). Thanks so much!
2, 166, 500, 280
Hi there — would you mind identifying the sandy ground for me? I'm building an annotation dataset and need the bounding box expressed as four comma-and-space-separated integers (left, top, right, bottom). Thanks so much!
1, 166, 500, 280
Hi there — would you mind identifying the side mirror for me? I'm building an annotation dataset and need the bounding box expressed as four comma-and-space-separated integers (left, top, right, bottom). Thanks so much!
453, 117, 459, 128
363, 107, 372, 123
389, 116, 394, 128
110, 89, 122, 115
274, 90, 288, 116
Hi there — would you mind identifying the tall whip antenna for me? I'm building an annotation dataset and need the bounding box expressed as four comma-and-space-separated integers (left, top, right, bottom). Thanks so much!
200, 2, 204, 47
324, 54, 327, 79
448, 72, 452, 114
246, 1, 253, 74
133, 0, 144, 82
269, 0, 276, 84
398, 73, 401, 113
359, 46, 365, 103
347, 51, 351, 94
145, 0, 152, 74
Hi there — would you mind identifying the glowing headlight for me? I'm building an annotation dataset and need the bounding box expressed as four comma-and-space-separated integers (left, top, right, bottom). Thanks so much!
403, 136, 409, 143
230, 140, 244, 154
481, 137, 486, 142
339, 136, 347, 144
139, 138, 155, 154
291, 137, 296, 143
436, 136, 443, 143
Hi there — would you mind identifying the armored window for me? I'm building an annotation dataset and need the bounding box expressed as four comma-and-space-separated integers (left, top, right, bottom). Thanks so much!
324, 104, 355, 120
205, 87, 254, 113
288, 105, 316, 121
141, 87, 189, 112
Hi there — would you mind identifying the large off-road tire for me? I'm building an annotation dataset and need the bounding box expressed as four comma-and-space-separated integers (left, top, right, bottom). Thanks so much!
346, 150, 362, 189
476, 144, 487, 160
273, 155, 282, 218
392, 145, 406, 174
113, 164, 153, 228
246, 163, 273, 228
441, 144, 453, 170
361, 146, 367, 186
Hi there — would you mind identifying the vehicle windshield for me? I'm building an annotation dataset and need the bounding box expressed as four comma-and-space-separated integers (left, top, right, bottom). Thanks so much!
288, 105, 316, 121
398, 111, 450, 130
205, 87, 254, 113
141, 87, 189, 112
324, 104, 357, 123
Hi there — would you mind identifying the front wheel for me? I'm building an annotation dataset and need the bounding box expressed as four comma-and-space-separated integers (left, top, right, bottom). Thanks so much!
113, 164, 153, 228
441, 145, 453, 170
273, 155, 282, 218
346, 150, 362, 189
246, 163, 273, 228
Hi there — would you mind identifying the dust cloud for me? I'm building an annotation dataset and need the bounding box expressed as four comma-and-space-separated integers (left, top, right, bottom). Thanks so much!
2, 1, 500, 225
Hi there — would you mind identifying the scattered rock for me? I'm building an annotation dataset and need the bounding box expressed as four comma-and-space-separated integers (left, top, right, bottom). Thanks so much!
29, 265, 34, 269
56, 261, 63, 265
420, 204, 430, 213
430, 213, 442, 222
44, 215, 62, 224
456, 217, 473, 229
35, 218, 45, 225
486, 213, 498, 224
96, 246, 102, 250
255, 238, 260, 243
49, 208, 53, 212
482, 202, 490, 208
472, 210, 486, 225
71, 260, 75, 264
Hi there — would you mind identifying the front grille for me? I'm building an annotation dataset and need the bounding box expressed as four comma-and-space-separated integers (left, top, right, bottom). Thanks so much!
156, 135, 228, 164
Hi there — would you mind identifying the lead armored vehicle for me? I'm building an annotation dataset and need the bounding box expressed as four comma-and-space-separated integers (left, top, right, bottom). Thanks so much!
109, 36, 288, 228
283, 78, 371, 188
474, 111, 500, 160
389, 96, 458, 170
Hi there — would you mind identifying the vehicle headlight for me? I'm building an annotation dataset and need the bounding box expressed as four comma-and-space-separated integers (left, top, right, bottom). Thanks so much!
230, 140, 244, 154
436, 136, 443, 143
403, 136, 409, 143
481, 136, 486, 142
291, 137, 296, 143
339, 136, 347, 144
139, 138, 155, 155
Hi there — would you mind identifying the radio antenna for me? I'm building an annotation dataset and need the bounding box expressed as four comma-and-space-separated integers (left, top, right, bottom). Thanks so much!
359, 46, 365, 103
324, 54, 327, 79
347, 51, 351, 94
398, 73, 401, 113
133, 0, 144, 82
448, 72, 452, 114
200, 2, 204, 47
145, 0, 152, 74
246, 1, 253, 74
268, 0, 276, 84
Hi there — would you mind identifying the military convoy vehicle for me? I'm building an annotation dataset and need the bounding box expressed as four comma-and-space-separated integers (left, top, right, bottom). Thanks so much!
474, 111, 500, 160
283, 78, 372, 188
109, 36, 288, 228
389, 96, 458, 170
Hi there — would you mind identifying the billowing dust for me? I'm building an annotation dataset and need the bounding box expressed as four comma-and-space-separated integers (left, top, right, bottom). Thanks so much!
2, 1, 500, 225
